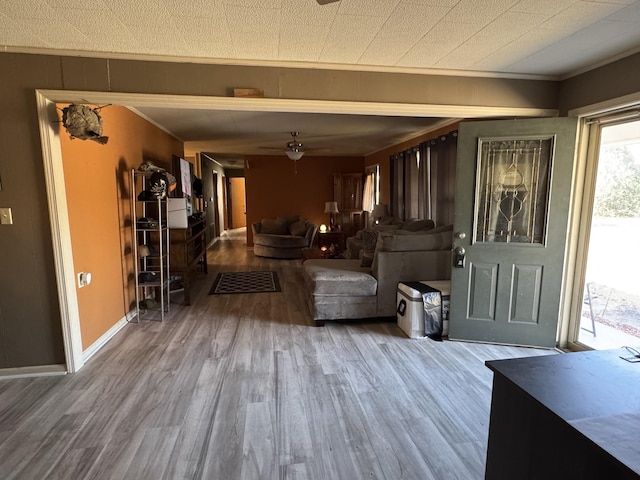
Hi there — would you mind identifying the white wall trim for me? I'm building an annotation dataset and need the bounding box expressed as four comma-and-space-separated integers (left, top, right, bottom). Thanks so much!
562, 93, 640, 349
0, 364, 67, 379
82, 311, 135, 363
38, 90, 558, 120
569, 91, 640, 118
35, 90, 84, 374
35, 88, 557, 373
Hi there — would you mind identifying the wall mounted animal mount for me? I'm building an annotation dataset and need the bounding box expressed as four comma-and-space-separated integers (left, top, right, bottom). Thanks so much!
60, 104, 109, 144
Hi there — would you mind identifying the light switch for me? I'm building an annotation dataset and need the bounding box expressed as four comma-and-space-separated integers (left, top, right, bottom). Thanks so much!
0, 208, 13, 225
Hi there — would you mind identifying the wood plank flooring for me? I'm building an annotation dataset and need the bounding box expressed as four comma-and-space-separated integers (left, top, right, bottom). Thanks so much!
0, 228, 556, 479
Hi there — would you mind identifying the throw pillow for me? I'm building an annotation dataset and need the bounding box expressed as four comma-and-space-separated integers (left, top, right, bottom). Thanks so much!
261, 218, 288, 235
289, 219, 308, 237
401, 219, 435, 231
360, 229, 379, 267
428, 223, 454, 234
378, 216, 401, 225
277, 215, 300, 228
372, 224, 401, 232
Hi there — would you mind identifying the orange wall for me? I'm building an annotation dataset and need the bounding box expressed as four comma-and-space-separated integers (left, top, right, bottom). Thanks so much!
245, 155, 364, 245
365, 121, 462, 206
60, 105, 183, 350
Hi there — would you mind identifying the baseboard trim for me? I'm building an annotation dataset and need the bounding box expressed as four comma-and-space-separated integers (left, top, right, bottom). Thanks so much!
82, 311, 135, 363
0, 364, 67, 379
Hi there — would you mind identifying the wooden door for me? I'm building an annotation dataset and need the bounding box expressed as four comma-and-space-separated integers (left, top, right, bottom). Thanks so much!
229, 177, 246, 228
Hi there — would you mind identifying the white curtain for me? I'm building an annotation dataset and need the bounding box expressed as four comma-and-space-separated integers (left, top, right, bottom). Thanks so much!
362, 172, 374, 212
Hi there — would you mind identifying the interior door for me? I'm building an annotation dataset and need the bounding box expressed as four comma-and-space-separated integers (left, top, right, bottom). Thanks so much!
212, 172, 220, 239
449, 117, 578, 348
229, 177, 246, 228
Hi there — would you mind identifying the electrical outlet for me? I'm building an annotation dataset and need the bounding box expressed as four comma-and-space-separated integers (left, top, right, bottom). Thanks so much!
0, 208, 13, 225
77, 272, 92, 288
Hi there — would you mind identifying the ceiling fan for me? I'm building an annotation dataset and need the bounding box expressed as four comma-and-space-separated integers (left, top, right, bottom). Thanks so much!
317, 0, 340, 4
259, 132, 329, 174
285, 131, 305, 161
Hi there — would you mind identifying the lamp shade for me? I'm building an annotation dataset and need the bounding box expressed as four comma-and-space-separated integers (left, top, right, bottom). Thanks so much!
371, 204, 388, 218
324, 201, 339, 214
286, 150, 304, 161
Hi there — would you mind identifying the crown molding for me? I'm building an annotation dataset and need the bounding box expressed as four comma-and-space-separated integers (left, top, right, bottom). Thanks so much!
39, 89, 558, 119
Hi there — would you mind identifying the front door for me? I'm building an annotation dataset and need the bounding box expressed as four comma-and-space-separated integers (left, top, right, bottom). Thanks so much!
449, 117, 578, 348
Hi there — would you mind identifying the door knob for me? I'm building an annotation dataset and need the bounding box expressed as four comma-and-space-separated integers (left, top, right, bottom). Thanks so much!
454, 246, 466, 268
455, 231, 466, 239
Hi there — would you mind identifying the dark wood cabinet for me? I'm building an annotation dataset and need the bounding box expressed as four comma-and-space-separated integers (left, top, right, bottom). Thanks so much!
333, 173, 364, 237
168, 217, 208, 305
485, 349, 640, 479
317, 231, 345, 250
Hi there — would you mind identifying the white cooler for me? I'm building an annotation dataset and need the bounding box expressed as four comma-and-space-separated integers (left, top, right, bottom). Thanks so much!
396, 281, 451, 339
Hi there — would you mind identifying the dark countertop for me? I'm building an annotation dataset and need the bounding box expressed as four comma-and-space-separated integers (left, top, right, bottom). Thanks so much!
486, 348, 640, 475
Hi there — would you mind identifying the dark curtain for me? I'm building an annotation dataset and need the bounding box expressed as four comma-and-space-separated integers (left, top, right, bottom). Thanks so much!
427, 132, 458, 226
390, 131, 457, 224
390, 152, 405, 220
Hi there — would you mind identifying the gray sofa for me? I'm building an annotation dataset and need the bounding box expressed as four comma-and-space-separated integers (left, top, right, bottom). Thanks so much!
345, 218, 435, 260
303, 225, 452, 325
252, 216, 318, 259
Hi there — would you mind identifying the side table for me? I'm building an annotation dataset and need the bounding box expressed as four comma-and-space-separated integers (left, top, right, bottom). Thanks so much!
317, 230, 345, 250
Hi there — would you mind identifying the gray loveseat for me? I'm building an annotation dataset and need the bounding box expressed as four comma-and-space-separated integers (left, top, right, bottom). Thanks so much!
252, 216, 318, 259
303, 224, 452, 325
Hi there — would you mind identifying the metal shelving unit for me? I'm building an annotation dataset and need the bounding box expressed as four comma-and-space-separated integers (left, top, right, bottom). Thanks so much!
131, 169, 170, 321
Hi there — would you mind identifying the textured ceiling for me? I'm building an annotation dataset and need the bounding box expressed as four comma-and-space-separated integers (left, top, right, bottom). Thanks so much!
3, 0, 640, 77
6, 0, 640, 166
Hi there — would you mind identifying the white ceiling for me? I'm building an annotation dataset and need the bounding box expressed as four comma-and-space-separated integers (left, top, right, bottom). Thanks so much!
132, 106, 454, 162
5, 0, 640, 165
3, 0, 640, 77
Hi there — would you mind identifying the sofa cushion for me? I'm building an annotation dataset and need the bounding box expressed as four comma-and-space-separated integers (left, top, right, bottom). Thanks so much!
376, 229, 452, 252
289, 219, 308, 237
254, 233, 309, 248
371, 227, 453, 273
261, 218, 288, 235
303, 260, 377, 296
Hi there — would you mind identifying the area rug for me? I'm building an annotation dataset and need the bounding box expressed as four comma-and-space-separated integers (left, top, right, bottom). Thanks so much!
209, 271, 281, 295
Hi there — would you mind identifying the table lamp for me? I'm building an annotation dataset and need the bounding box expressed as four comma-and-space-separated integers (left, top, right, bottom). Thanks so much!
371, 204, 388, 224
324, 201, 339, 230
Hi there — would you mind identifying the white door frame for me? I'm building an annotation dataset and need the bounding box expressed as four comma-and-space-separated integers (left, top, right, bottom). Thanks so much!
35, 88, 557, 372
559, 92, 640, 350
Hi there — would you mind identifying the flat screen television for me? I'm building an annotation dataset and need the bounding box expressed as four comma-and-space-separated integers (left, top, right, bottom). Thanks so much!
172, 155, 195, 217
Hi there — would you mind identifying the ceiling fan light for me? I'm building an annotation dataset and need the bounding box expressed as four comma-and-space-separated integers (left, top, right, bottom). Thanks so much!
286, 150, 304, 161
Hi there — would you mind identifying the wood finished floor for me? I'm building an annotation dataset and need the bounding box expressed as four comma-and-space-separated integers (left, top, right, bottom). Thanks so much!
0, 229, 555, 480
